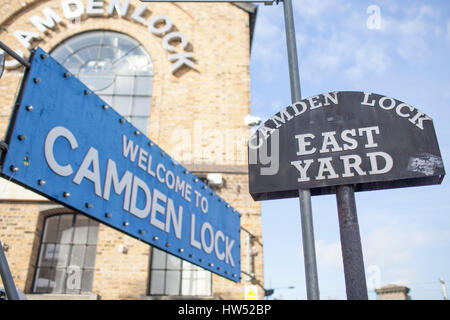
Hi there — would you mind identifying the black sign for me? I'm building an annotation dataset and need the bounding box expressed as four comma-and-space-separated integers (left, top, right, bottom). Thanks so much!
249, 91, 445, 200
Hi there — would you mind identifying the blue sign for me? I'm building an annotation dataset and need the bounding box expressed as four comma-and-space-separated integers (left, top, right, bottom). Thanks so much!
0, 48, 241, 282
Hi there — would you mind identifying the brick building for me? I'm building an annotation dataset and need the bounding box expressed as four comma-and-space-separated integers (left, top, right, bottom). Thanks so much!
0, 0, 263, 300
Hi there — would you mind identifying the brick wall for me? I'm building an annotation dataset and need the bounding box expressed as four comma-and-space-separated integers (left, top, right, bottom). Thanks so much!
0, 0, 262, 300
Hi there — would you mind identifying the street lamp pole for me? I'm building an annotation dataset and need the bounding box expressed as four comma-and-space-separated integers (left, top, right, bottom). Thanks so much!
140, 0, 320, 300
282, 0, 319, 300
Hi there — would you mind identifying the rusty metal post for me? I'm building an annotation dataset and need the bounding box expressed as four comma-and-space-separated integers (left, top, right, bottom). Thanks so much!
336, 185, 368, 300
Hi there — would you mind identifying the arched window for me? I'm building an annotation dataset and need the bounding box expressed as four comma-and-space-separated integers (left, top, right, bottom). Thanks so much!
51, 31, 154, 132
32, 213, 99, 294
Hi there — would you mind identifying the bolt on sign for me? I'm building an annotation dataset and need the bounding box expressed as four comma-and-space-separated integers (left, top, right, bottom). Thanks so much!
0, 48, 241, 282
248, 91, 445, 200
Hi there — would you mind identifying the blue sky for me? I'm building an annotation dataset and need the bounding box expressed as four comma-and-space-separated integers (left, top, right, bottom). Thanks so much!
250, 0, 450, 300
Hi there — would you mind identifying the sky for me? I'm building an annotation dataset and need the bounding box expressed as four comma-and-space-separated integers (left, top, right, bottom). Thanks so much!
249, 0, 450, 300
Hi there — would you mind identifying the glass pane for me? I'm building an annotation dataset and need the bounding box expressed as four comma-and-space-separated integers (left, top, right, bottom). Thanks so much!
33, 267, 52, 293
42, 216, 59, 243
53, 268, 66, 294
165, 271, 181, 295
84, 245, 97, 268
58, 214, 74, 244
167, 254, 181, 270
150, 270, 165, 295
65, 265, 82, 294
131, 96, 151, 116
112, 95, 132, 115
115, 76, 134, 94
195, 276, 211, 296
182, 260, 196, 270
129, 117, 148, 132
38, 244, 56, 267
73, 215, 89, 244
55, 244, 71, 268
69, 245, 86, 267
151, 248, 166, 269
87, 220, 99, 244
134, 76, 153, 96
81, 269, 95, 293
181, 269, 196, 296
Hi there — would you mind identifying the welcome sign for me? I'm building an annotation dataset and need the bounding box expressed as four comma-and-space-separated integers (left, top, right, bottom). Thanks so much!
0, 48, 241, 281
249, 91, 445, 200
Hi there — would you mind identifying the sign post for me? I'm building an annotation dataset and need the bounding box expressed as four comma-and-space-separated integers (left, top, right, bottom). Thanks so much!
336, 185, 368, 300
249, 91, 445, 299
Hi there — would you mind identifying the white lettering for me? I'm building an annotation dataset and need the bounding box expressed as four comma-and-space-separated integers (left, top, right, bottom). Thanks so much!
29, 8, 62, 33
72, 147, 102, 197
44, 126, 78, 177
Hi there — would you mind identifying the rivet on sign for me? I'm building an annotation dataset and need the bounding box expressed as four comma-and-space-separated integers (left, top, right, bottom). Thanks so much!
105, 213, 111, 218
25, 105, 33, 111
119, 118, 125, 123
153, 236, 159, 241
64, 72, 71, 78
178, 248, 184, 253
225, 271, 229, 275
209, 263, 214, 267
33, 78, 41, 83
123, 222, 129, 227
202, 186, 207, 190
199, 258, 204, 262
189, 254, 194, 258
102, 105, 109, 110
63, 192, 70, 197
10, 165, 18, 172
18, 135, 26, 141
135, 130, 140, 135
232, 274, 237, 278
161, 151, 165, 156
139, 230, 145, 235
85, 203, 92, 208
148, 142, 153, 147
194, 178, 198, 182
184, 170, 188, 174
38, 179, 46, 185
217, 267, 222, 271
165, 242, 171, 247
40, 53, 48, 59
84, 90, 91, 95
226, 204, 230, 208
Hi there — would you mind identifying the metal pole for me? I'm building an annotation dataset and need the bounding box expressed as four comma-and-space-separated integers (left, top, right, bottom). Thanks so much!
0, 41, 31, 68
439, 278, 448, 300
336, 185, 368, 300
282, 0, 319, 300
0, 241, 20, 300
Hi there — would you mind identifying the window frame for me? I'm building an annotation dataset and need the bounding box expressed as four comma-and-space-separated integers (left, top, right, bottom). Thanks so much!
147, 247, 213, 297
31, 212, 99, 295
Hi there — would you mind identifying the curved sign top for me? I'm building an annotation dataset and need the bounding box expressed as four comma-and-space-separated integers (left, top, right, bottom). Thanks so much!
248, 91, 445, 200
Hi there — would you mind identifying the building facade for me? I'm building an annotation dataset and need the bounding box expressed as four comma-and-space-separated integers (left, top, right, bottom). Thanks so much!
0, 0, 263, 300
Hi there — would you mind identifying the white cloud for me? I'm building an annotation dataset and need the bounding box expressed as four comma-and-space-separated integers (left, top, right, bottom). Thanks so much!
345, 45, 390, 80
293, 0, 341, 19
316, 240, 342, 271
362, 221, 431, 268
